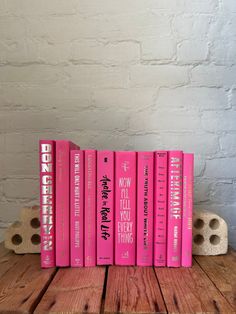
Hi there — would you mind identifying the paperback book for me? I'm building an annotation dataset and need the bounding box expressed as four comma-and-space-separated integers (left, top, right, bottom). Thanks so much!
56, 140, 78, 267
167, 150, 183, 267
182, 153, 194, 267
115, 151, 136, 265
154, 151, 168, 267
70, 150, 84, 267
97, 151, 114, 265
136, 152, 154, 266
84, 150, 97, 266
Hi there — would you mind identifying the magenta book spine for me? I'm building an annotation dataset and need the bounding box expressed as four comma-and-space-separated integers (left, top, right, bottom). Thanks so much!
167, 150, 183, 267
39, 140, 55, 268
97, 151, 114, 265
70, 150, 84, 267
84, 150, 97, 267
181, 153, 194, 267
115, 151, 136, 266
136, 152, 154, 266
56, 140, 78, 267
154, 151, 168, 267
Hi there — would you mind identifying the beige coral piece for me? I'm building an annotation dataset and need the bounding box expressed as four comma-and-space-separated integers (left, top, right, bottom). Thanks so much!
193, 210, 228, 255
4, 205, 40, 254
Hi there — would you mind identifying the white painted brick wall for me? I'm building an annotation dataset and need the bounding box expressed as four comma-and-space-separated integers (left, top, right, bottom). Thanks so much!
0, 0, 235, 249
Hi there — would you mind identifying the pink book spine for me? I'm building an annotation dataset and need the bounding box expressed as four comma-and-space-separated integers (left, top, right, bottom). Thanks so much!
39, 140, 55, 268
167, 151, 183, 267
56, 140, 78, 267
136, 152, 154, 266
115, 151, 136, 266
84, 150, 97, 266
154, 151, 168, 267
97, 151, 114, 265
70, 150, 84, 267
182, 153, 194, 267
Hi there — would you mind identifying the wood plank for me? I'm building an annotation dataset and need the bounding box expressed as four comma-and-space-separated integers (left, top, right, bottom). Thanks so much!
195, 250, 236, 310
104, 266, 167, 314
0, 243, 24, 279
154, 259, 234, 313
0, 254, 56, 314
34, 266, 106, 314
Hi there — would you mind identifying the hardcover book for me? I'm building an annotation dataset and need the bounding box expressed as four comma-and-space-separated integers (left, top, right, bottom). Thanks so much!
115, 151, 136, 265
56, 140, 78, 267
136, 152, 154, 266
84, 150, 97, 267
39, 140, 55, 268
167, 150, 183, 267
182, 153, 194, 267
70, 150, 84, 267
154, 151, 168, 267
97, 151, 114, 265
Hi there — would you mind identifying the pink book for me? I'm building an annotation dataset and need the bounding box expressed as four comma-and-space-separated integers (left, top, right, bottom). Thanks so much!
56, 140, 78, 267
136, 152, 154, 266
115, 151, 136, 266
39, 140, 55, 268
84, 150, 97, 266
154, 151, 168, 267
97, 151, 114, 265
182, 153, 194, 267
167, 151, 183, 267
70, 150, 84, 267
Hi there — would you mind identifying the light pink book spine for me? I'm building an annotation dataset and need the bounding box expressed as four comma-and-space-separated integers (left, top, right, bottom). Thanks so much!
39, 140, 55, 268
84, 150, 97, 267
136, 152, 154, 266
70, 150, 84, 267
182, 153, 194, 267
154, 151, 168, 267
167, 150, 183, 267
97, 151, 114, 265
115, 151, 136, 266
56, 140, 78, 267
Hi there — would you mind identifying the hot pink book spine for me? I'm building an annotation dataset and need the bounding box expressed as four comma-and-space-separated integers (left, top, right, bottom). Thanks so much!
182, 153, 194, 267
70, 150, 84, 267
84, 150, 97, 267
97, 151, 114, 265
56, 140, 78, 267
167, 150, 183, 267
136, 152, 154, 266
39, 140, 55, 268
154, 151, 168, 267
115, 151, 136, 266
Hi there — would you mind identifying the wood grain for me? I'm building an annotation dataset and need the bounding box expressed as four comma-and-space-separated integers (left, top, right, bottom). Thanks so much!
0, 242, 10, 257
0, 245, 23, 279
0, 242, 236, 314
195, 250, 236, 310
155, 259, 234, 313
0, 253, 56, 314
104, 266, 166, 314
35, 266, 106, 314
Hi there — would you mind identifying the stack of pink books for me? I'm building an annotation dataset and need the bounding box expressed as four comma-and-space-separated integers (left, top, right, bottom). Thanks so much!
39, 140, 194, 268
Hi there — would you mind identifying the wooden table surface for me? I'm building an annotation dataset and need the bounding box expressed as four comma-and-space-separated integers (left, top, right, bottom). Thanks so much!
0, 243, 235, 314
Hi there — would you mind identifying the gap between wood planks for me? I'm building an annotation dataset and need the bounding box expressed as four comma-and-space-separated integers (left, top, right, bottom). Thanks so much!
0, 243, 57, 314
31, 266, 59, 312
100, 266, 109, 314
194, 251, 236, 310
0, 242, 235, 314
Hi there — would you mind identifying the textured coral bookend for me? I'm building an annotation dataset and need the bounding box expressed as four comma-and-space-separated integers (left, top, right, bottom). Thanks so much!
4, 205, 40, 254
193, 210, 228, 256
